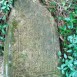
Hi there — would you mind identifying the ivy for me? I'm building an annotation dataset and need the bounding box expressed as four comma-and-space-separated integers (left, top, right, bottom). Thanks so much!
0, 0, 13, 55
57, 1, 77, 77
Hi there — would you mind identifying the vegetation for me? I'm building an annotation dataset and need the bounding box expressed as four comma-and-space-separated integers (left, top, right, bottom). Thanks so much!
0, 0, 13, 55
40, 0, 77, 77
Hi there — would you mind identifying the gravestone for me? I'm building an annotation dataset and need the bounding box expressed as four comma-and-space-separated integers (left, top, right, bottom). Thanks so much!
5, 0, 61, 77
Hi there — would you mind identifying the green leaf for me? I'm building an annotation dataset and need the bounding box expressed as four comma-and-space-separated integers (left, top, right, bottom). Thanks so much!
2, 29, 6, 35
67, 35, 73, 43
73, 52, 77, 57
67, 50, 72, 53
64, 17, 71, 21
67, 25, 73, 29
74, 60, 77, 65
62, 58, 65, 62
64, 7, 67, 10
1, 6, 6, 10
0, 36, 5, 41
61, 64, 66, 69
68, 56, 73, 60
69, 71, 77, 77
62, 1, 65, 6
64, 53, 67, 59
57, 67, 61, 70
2, 15, 6, 20
68, 44, 74, 48
72, 71, 77, 77
57, 51, 61, 57
66, 71, 69, 77
62, 69, 65, 74
3, 24, 8, 28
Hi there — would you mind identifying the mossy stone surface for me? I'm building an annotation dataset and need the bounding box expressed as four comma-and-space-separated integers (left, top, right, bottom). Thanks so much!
5, 0, 61, 77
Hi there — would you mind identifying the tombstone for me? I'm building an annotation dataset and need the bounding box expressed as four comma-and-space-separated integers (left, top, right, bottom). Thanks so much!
4, 0, 61, 77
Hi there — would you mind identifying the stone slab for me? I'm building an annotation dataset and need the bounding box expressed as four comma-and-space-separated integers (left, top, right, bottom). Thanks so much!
5, 0, 61, 77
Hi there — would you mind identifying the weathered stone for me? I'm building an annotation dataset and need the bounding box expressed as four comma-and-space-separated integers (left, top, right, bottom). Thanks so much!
5, 0, 61, 77
0, 56, 3, 77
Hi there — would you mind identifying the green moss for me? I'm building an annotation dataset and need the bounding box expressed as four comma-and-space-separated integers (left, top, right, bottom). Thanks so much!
12, 19, 18, 29
4, 19, 18, 77
11, 19, 18, 44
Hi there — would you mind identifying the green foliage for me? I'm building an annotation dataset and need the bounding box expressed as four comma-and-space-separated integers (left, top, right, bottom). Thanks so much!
0, 0, 13, 55
57, 1, 77, 77
40, 0, 77, 77
0, 0, 13, 13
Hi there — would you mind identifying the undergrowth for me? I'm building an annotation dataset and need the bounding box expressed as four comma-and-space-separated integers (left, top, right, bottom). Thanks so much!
0, 0, 13, 55
40, 0, 77, 77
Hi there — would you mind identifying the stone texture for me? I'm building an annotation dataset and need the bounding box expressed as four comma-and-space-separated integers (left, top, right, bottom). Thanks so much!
5, 0, 61, 77
0, 56, 3, 77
